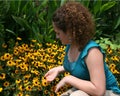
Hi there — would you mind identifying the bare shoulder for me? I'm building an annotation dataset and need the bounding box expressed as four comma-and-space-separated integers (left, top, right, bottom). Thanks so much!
88, 47, 103, 56
85, 47, 103, 62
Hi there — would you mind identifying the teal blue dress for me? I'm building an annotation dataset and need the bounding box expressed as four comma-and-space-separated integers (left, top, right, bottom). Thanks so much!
63, 40, 120, 94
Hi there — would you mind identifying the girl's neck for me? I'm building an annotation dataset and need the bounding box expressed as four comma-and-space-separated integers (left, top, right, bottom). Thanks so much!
68, 44, 80, 62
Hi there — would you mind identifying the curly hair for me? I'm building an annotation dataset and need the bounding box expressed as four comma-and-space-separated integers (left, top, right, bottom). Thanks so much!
52, 1, 95, 51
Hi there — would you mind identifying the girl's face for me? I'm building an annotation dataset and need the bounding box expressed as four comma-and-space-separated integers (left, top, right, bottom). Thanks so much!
53, 22, 70, 45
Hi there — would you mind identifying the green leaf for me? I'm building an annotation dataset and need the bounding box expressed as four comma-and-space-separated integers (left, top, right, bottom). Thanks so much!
93, 0, 102, 16
114, 16, 120, 29
5, 29, 16, 36
12, 16, 31, 30
60, 0, 67, 6
100, 1, 116, 14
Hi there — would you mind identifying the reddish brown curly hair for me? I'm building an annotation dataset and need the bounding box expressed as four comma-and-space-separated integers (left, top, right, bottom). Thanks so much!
52, 1, 95, 51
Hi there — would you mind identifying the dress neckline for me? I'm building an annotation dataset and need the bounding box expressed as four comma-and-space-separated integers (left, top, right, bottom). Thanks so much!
66, 45, 82, 63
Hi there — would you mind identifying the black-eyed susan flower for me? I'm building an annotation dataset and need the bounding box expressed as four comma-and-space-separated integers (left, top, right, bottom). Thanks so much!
16, 92, 23, 96
25, 85, 32, 91
64, 72, 70, 76
0, 56, 5, 61
44, 90, 49, 95
56, 91, 62, 96
2, 43, 7, 48
16, 79, 22, 84
18, 85, 24, 91
42, 77, 49, 87
14, 49, 19, 55
3, 81, 10, 87
7, 60, 15, 66
0, 73, 6, 80
32, 77, 40, 86
58, 60, 63, 65
110, 68, 120, 74
109, 63, 116, 69
51, 44, 58, 50
3, 53, 12, 60
107, 47, 112, 54
111, 56, 119, 62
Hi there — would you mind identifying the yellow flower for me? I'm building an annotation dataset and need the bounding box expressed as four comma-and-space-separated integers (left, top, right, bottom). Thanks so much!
31, 39, 37, 43
2, 43, 7, 48
51, 44, 58, 50
17, 37, 22, 40
107, 47, 112, 54
0, 87, 3, 92
3, 81, 10, 87
42, 77, 49, 87
18, 85, 24, 91
56, 91, 62, 96
109, 63, 116, 69
55, 77, 60, 82
64, 72, 70, 76
15, 70, 19, 74
16, 79, 22, 84
0, 73, 6, 80
37, 43, 42, 47
14, 49, 19, 55
16, 92, 23, 96
7, 60, 15, 66
37, 85, 42, 91
46, 43, 52, 46
46, 48, 53, 53
44, 90, 49, 95
111, 56, 119, 62
24, 74, 31, 79
21, 44, 29, 51
32, 77, 40, 86
19, 63, 28, 71
0, 56, 5, 61
58, 60, 63, 65
25, 94, 30, 96
26, 85, 32, 91
105, 58, 109, 63
110, 68, 120, 74
3, 53, 12, 60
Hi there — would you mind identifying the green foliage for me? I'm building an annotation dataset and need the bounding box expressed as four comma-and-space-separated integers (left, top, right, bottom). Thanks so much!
0, 0, 120, 49
0, 0, 62, 49
96, 37, 120, 50
92, 1, 120, 41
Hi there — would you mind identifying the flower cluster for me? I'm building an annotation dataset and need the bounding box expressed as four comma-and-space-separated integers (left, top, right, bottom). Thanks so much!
105, 45, 120, 87
0, 37, 120, 96
0, 38, 70, 96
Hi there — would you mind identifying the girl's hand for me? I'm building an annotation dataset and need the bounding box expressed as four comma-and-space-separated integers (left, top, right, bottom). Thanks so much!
55, 76, 69, 93
44, 67, 60, 82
